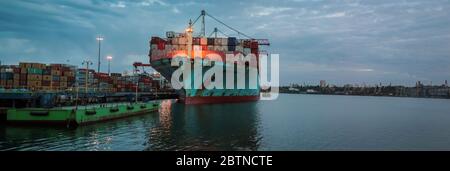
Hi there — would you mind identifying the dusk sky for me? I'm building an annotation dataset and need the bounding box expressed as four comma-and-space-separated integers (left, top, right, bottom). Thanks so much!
1, 0, 449, 86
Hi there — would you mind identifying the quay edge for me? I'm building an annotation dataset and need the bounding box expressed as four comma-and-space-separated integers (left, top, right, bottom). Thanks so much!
6, 101, 160, 127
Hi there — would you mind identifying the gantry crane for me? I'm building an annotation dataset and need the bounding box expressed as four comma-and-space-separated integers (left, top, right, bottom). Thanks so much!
133, 62, 152, 74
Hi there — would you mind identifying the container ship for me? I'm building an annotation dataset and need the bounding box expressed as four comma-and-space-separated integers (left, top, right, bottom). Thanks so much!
149, 10, 269, 104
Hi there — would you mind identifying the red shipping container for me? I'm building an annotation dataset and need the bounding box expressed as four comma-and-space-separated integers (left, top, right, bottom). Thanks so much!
42, 80, 51, 86
251, 48, 259, 54
19, 80, 27, 86
166, 38, 173, 45
193, 37, 201, 45
151, 37, 166, 45
201, 45, 208, 51
250, 41, 259, 49
13, 68, 21, 73
157, 42, 166, 50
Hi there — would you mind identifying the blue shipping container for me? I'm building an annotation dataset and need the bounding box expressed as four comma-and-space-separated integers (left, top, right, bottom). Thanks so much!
227, 37, 237, 46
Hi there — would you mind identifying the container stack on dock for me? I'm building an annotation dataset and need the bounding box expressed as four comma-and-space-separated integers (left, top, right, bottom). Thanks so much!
94, 72, 114, 92
0, 62, 77, 91
1, 62, 164, 93
0, 66, 15, 89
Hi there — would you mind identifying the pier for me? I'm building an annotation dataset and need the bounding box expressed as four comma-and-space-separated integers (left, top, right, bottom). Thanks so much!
0, 90, 178, 108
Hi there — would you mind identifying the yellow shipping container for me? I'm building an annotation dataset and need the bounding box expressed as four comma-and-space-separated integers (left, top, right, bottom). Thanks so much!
27, 74, 42, 81
21, 68, 27, 74
13, 80, 20, 85
60, 81, 67, 87
43, 75, 52, 81
60, 76, 67, 82
27, 80, 42, 87
51, 70, 61, 76
19, 63, 32, 69
41, 86, 51, 91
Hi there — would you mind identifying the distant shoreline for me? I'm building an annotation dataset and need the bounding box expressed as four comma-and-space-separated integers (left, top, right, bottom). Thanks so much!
279, 92, 450, 100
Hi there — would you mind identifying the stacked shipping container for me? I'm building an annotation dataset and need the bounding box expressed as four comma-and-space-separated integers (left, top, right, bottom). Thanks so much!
150, 35, 259, 61
0, 62, 77, 91
1, 62, 163, 93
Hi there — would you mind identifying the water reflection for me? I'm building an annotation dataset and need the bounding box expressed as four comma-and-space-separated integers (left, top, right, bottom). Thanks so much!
0, 99, 262, 151
147, 100, 262, 151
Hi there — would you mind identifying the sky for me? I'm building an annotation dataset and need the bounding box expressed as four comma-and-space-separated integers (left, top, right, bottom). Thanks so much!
0, 0, 450, 86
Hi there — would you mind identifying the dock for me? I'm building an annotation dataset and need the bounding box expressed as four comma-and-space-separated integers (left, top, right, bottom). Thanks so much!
5, 101, 160, 127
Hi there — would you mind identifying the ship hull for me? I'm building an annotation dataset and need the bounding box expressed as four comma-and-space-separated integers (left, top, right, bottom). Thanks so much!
151, 58, 260, 105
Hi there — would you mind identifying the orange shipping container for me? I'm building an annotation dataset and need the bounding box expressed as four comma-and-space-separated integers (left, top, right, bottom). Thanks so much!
14, 74, 20, 81
13, 80, 20, 87
27, 80, 42, 87
21, 68, 27, 74
27, 74, 42, 81
51, 70, 61, 76
43, 75, 52, 81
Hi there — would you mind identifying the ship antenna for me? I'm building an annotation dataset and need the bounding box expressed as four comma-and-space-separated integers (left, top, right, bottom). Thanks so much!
201, 10, 206, 37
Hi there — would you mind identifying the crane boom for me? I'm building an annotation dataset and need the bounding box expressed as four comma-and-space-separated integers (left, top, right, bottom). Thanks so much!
191, 10, 270, 46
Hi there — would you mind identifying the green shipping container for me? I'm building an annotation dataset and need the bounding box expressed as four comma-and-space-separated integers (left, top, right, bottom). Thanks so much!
27, 68, 43, 75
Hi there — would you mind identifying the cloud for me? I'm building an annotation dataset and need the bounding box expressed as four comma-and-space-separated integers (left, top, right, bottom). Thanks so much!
139, 0, 168, 7
320, 12, 346, 18
172, 7, 180, 14
0, 0, 449, 86
249, 6, 292, 17
110, 1, 126, 8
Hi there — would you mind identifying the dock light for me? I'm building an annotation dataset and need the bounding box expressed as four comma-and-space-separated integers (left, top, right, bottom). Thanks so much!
107, 56, 112, 76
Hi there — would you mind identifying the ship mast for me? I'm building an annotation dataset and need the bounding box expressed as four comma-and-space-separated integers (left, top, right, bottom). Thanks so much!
191, 10, 270, 45
186, 19, 193, 59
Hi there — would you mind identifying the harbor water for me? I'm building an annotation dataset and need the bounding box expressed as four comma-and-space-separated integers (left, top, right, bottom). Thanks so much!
1, 94, 450, 151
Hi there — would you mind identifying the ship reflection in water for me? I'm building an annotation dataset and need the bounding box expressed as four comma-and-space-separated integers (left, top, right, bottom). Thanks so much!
0, 99, 262, 151
147, 100, 261, 151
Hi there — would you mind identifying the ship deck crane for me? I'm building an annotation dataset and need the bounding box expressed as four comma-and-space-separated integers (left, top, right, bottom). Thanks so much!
191, 10, 270, 46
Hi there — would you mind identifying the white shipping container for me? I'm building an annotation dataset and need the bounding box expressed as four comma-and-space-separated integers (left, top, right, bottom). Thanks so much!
178, 37, 187, 45
236, 45, 244, 52
165, 44, 172, 51
212, 46, 227, 52
193, 45, 202, 51
220, 46, 228, 52
200, 38, 207, 45
213, 46, 222, 51
214, 38, 221, 45
243, 48, 251, 54
207, 45, 215, 51
214, 38, 228, 46
171, 45, 179, 51
221, 38, 228, 46
172, 37, 179, 45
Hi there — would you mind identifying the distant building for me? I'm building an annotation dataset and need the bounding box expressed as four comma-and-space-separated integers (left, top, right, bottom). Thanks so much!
288, 87, 299, 92
306, 89, 318, 94
320, 80, 327, 88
